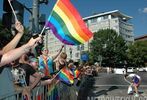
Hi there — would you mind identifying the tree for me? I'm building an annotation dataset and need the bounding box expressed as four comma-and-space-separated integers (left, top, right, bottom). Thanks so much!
127, 40, 147, 68
0, 19, 13, 48
90, 29, 127, 68
0, 19, 30, 48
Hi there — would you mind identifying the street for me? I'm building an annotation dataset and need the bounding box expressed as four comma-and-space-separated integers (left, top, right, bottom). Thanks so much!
78, 72, 147, 100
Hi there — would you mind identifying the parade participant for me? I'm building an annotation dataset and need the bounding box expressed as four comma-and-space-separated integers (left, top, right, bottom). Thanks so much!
125, 74, 141, 97
39, 45, 64, 76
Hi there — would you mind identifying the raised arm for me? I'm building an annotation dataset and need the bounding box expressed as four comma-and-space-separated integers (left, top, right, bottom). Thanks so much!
0, 36, 42, 67
52, 45, 64, 60
2, 21, 24, 53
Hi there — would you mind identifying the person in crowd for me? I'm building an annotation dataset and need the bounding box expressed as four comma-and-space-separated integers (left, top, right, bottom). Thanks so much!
11, 54, 41, 99
0, 21, 42, 100
38, 45, 64, 76
68, 59, 76, 71
29, 57, 39, 71
67, 60, 79, 98
55, 52, 72, 100
18, 54, 42, 88
55, 52, 67, 71
29, 57, 58, 86
0, 36, 42, 68
2, 21, 24, 53
0, 21, 24, 68
125, 74, 141, 97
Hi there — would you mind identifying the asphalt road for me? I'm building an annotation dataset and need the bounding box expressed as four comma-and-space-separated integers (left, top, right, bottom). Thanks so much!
78, 72, 147, 100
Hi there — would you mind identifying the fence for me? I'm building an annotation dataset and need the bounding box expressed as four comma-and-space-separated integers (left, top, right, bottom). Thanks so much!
0, 81, 59, 100
0, 67, 80, 100
0, 68, 59, 100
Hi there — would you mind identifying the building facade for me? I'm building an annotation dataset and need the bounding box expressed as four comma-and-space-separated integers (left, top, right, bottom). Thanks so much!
44, 10, 134, 61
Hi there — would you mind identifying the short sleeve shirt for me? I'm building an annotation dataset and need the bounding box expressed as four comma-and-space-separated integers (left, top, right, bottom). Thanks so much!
18, 63, 36, 85
128, 74, 141, 83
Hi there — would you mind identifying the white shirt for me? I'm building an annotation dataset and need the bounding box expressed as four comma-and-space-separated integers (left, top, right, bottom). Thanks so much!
128, 74, 141, 80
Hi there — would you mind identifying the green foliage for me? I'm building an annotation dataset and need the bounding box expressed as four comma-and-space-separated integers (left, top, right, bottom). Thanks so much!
0, 19, 31, 48
127, 40, 147, 67
0, 19, 13, 48
90, 29, 127, 67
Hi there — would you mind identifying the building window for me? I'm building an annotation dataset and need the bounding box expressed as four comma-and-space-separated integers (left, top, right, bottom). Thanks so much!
91, 18, 97, 23
103, 15, 108, 20
81, 44, 84, 50
113, 26, 118, 30
75, 53, 79, 57
97, 17, 102, 22
77, 45, 80, 50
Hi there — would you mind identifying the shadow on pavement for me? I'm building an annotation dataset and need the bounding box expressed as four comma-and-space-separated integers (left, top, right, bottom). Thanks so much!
94, 86, 118, 96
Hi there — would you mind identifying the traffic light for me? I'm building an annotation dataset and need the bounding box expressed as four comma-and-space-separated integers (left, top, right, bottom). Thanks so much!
2, 13, 12, 30
2, 0, 24, 30
39, 0, 48, 5
39, 14, 46, 31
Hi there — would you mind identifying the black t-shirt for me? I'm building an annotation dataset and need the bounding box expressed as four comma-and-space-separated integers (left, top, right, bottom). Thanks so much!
16, 63, 36, 85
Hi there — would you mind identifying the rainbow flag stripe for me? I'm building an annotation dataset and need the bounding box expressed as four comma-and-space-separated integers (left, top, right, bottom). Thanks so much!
45, 0, 93, 45
74, 69, 81, 78
57, 67, 74, 85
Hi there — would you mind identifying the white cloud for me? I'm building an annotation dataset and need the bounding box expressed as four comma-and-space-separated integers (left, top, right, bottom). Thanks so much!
139, 7, 147, 13
143, 8, 147, 13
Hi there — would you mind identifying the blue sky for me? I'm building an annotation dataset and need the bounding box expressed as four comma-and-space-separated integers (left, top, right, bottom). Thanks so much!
0, 0, 147, 37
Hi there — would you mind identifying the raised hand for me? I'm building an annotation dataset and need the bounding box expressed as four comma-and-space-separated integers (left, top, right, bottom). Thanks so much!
15, 21, 24, 34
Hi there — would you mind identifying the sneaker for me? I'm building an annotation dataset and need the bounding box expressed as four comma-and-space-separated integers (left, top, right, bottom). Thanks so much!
134, 93, 139, 97
128, 92, 133, 95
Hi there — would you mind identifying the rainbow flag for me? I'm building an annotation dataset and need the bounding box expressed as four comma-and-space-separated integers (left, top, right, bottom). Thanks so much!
57, 67, 74, 85
74, 69, 81, 78
45, 0, 93, 45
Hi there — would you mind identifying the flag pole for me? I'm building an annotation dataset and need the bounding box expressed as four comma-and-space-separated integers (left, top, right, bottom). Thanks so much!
51, 69, 62, 81
39, 0, 59, 35
40, 26, 46, 35
7, 0, 18, 21
39, 10, 53, 35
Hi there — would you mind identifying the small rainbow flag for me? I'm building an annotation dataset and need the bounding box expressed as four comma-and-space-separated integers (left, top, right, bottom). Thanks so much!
74, 69, 81, 78
57, 67, 74, 85
45, 0, 93, 45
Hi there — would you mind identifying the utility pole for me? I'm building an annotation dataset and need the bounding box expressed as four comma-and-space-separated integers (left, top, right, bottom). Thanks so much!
32, 0, 39, 33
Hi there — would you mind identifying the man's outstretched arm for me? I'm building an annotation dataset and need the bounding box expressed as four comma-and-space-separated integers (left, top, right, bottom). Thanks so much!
0, 36, 42, 67
2, 21, 24, 53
